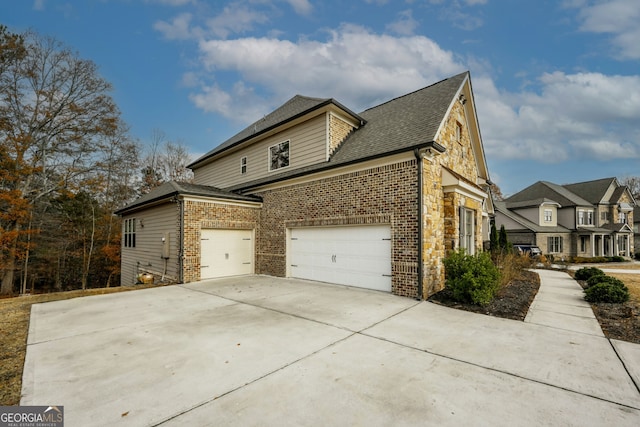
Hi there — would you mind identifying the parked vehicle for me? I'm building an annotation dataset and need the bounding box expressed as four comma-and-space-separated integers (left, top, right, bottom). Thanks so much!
513, 244, 542, 257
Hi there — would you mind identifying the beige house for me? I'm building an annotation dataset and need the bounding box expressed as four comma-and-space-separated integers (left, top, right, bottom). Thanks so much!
495, 177, 635, 259
116, 72, 493, 299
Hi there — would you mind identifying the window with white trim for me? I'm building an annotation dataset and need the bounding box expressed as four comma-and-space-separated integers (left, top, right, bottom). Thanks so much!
578, 210, 584, 225
547, 236, 563, 253
240, 156, 247, 174
460, 208, 475, 255
269, 140, 290, 171
580, 236, 588, 252
619, 211, 627, 224
544, 209, 552, 222
455, 121, 462, 143
124, 218, 136, 248
587, 211, 593, 225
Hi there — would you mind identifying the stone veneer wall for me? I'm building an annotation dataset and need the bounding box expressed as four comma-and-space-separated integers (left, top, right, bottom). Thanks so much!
182, 200, 261, 283
254, 160, 420, 298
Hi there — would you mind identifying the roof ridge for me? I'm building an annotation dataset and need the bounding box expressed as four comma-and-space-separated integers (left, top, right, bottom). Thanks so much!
359, 71, 468, 114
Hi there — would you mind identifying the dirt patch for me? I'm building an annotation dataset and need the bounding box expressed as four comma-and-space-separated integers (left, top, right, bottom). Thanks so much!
429, 269, 540, 321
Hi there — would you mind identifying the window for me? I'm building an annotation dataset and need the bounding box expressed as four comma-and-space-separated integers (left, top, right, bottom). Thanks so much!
587, 211, 593, 225
455, 122, 462, 143
601, 211, 610, 222
269, 140, 290, 171
619, 211, 627, 224
124, 218, 136, 248
460, 208, 475, 255
580, 236, 588, 252
578, 210, 584, 225
544, 209, 552, 222
240, 156, 247, 174
618, 235, 627, 254
547, 236, 563, 253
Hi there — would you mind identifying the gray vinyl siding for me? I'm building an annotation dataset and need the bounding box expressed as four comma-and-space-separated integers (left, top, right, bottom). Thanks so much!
194, 114, 327, 189
120, 202, 180, 286
511, 207, 538, 225
557, 208, 576, 229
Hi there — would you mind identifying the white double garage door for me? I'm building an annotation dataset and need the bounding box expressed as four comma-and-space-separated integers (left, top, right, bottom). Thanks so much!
200, 225, 392, 292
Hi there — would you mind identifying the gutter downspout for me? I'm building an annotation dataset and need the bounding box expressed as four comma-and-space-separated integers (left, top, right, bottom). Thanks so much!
177, 197, 184, 283
414, 149, 424, 300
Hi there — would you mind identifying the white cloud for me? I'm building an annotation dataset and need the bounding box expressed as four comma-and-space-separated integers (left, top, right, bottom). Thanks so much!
193, 24, 462, 122
572, 0, 640, 60
33, 0, 45, 11
206, 4, 270, 39
154, 12, 198, 40
285, 0, 313, 16
474, 71, 640, 163
386, 10, 419, 36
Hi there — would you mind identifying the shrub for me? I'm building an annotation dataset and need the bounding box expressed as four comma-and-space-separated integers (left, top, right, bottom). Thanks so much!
635, 252, 640, 261
443, 250, 501, 306
574, 267, 605, 281
585, 274, 625, 289
608, 256, 626, 263
495, 252, 532, 288
584, 282, 630, 303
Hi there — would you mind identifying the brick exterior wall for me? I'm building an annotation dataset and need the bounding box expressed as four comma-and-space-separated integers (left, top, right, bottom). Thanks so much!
254, 160, 420, 298
178, 97, 488, 299
182, 200, 261, 283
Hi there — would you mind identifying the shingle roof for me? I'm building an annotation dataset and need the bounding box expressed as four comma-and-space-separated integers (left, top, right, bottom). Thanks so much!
115, 181, 262, 215
227, 71, 469, 192
505, 197, 561, 209
563, 177, 616, 204
188, 95, 364, 169
506, 181, 592, 207
494, 201, 570, 233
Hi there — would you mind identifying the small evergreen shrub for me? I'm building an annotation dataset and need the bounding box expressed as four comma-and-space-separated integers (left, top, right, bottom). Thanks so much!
574, 267, 605, 281
608, 256, 626, 263
584, 282, 630, 303
585, 275, 625, 289
443, 250, 501, 306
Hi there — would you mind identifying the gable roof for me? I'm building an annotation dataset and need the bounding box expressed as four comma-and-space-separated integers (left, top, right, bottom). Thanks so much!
227, 71, 470, 192
115, 181, 262, 215
188, 95, 364, 169
563, 177, 617, 204
494, 201, 570, 233
505, 181, 592, 207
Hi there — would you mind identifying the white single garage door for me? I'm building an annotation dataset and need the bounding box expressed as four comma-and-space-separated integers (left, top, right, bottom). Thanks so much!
290, 225, 392, 292
201, 229, 253, 279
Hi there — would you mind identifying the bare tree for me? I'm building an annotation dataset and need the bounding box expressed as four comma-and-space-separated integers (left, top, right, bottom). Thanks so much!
0, 29, 121, 294
619, 175, 640, 201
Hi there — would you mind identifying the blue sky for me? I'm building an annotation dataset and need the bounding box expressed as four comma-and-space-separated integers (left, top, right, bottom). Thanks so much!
2, 0, 639, 196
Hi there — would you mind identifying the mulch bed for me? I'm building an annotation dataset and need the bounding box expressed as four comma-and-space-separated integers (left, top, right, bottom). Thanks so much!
428, 270, 540, 321
429, 269, 640, 345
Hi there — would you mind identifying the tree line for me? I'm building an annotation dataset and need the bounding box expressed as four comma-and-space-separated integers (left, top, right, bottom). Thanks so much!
0, 26, 191, 295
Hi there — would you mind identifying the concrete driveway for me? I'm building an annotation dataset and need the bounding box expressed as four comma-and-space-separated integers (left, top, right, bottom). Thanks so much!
21, 276, 640, 426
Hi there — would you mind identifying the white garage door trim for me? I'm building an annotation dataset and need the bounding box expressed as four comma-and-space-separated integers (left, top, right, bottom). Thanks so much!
288, 225, 392, 292
200, 229, 254, 280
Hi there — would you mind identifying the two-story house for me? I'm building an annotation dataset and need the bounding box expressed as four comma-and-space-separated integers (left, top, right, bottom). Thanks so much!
494, 178, 635, 259
116, 72, 493, 299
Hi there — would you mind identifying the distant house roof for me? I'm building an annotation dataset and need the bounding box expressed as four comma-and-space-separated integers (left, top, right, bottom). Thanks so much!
115, 181, 262, 215
494, 201, 570, 233
563, 177, 617, 204
188, 95, 365, 169
505, 197, 561, 209
227, 71, 468, 192
506, 181, 592, 207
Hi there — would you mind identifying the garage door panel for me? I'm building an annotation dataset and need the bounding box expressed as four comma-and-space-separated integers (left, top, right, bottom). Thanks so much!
290, 225, 391, 292
201, 229, 253, 280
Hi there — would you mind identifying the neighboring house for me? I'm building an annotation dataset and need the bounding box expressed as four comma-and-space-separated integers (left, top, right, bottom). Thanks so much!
494, 178, 635, 259
634, 205, 640, 257
116, 72, 493, 299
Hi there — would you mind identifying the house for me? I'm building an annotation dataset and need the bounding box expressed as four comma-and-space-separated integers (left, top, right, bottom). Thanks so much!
634, 205, 640, 258
115, 72, 493, 299
494, 178, 635, 259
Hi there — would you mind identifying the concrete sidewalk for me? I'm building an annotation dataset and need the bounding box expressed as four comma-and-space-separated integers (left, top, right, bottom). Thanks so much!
21, 274, 640, 426
525, 269, 604, 336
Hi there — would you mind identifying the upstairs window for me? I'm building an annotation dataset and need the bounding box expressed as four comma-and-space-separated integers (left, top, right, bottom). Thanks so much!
269, 140, 290, 171
619, 211, 627, 224
601, 211, 610, 222
544, 209, 552, 222
587, 211, 593, 225
455, 121, 462, 143
578, 210, 584, 225
124, 218, 136, 248
241, 156, 247, 174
